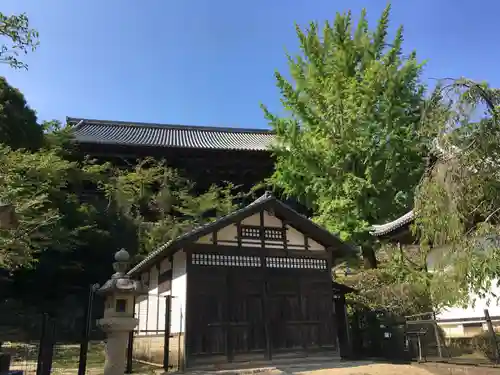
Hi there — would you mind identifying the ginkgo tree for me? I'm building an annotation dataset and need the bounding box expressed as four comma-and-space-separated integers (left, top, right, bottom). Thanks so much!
263, 5, 438, 268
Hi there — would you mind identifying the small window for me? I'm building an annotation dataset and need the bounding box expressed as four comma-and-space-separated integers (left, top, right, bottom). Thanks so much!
115, 299, 127, 313
240, 225, 261, 239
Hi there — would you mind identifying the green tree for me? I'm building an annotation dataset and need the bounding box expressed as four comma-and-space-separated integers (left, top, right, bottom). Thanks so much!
0, 76, 44, 150
413, 79, 500, 308
0, 141, 238, 308
263, 5, 436, 268
0, 11, 39, 70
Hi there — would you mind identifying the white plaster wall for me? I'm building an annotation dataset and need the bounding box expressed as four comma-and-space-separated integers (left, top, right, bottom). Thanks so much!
426, 245, 500, 323
136, 295, 148, 334
436, 282, 500, 322
135, 257, 174, 335
439, 323, 465, 337
147, 266, 159, 331
170, 250, 187, 334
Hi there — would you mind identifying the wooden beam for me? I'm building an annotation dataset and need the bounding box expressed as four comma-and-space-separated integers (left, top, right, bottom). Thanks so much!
259, 211, 265, 248
189, 243, 330, 259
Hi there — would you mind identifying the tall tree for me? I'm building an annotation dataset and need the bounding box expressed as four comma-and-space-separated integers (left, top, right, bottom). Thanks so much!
0, 140, 238, 308
263, 6, 437, 268
0, 11, 39, 70
413, 80, 500, 307
0, 76, 44, 150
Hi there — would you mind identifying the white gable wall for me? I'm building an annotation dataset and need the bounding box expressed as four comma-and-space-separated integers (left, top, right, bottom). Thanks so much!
197, 210, 325, 251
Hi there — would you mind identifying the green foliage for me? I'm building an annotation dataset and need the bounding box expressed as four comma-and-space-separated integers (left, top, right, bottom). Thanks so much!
100, 157, 239, 257
471, 332, 500, 361
413, 79, 500, 307
0, 145, 95, 270
0, 12, 39, 70
0, 77, 44, 150
0, 145, 239, 305
263, 5, 436, 268
339, 243, 432, 315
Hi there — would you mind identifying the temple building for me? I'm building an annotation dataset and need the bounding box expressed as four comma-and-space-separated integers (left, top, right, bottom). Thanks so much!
128, 193, 353, 368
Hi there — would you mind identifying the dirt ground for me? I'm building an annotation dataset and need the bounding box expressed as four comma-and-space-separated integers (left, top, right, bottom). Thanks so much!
289, 363, 436, 375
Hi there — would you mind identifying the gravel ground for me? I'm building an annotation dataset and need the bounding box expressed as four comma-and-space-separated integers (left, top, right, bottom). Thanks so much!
291, 363, 435, 375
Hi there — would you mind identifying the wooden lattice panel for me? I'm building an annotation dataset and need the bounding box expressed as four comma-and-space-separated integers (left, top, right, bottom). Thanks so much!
264, 227, 284, 241
240, 225, 285, 241
266, 257, 327, 270
192, 253, 262, 267
240, 225, 261, 239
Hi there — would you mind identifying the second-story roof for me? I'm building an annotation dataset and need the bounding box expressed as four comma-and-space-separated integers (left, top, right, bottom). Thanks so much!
68, 117, 276, 152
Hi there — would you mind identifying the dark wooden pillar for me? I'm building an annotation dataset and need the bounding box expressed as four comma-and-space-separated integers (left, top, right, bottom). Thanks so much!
334, 294, 351, 358
225, 269, 234, 362
261, 256, 272, 360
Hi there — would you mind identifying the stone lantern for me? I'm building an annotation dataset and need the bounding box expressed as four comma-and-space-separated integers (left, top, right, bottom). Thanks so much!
97, 249, 145, 375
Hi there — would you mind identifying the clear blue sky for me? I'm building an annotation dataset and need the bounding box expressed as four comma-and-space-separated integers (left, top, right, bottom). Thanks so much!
1, 0, 499, 129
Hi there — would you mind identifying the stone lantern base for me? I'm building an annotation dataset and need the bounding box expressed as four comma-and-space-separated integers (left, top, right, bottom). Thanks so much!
98, 317, 138, 375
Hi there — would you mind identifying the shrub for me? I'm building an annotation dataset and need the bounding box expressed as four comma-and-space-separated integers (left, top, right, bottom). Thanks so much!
471, 332, 500, 361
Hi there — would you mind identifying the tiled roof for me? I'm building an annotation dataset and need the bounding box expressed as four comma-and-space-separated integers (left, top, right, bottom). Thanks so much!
68, 117, 275, 151
370, 210, 415, 237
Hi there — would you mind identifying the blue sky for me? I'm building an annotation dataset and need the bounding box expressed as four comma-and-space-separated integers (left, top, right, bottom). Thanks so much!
1, 0, 499, 129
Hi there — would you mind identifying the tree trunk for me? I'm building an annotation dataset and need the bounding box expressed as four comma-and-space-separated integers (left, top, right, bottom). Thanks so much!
361, 245, 377, 269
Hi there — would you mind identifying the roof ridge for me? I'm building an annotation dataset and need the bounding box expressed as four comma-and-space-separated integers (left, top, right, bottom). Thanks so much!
67, 117, 274, 134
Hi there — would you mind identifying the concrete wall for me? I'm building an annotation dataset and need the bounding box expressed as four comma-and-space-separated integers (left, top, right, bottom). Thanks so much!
132, 333, 184, 367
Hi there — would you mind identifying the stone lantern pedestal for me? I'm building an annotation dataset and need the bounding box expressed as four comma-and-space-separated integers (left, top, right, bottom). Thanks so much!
97, 249, 145, 375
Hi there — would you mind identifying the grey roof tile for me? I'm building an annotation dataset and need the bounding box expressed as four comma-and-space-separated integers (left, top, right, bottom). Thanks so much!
68, 117, 275, 151
370, 210, 415, 236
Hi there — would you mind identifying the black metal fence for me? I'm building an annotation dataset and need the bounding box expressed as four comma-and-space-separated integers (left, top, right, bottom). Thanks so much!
0, 285, 104, 375
126, 294, 183, 373
348, 305, 500, 366
348, 306, 410, 361
405, 310, 500, 365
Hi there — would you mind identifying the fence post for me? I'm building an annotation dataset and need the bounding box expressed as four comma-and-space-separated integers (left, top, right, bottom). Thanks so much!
163, 296, 171, 372
37, 314, 55, 375
432, 321, 443, 359
35, 313, 48, 375
78, 284, 97, 375
484, 309, 500, 363
126, 331, 134, 373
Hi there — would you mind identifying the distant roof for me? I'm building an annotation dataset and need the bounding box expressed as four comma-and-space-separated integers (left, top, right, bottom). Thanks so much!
68, 117, 276, 151
128, 192, 355, 276
370, 210, 415, 237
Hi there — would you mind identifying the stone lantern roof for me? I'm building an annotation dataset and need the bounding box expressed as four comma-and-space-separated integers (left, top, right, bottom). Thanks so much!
97, 249, 145, 296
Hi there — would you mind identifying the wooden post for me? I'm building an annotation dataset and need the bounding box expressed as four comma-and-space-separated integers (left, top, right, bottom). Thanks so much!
225, 270, 234, 362
261, 256, 272, 360
484, 309, 500, 363
163, 296, 171, 372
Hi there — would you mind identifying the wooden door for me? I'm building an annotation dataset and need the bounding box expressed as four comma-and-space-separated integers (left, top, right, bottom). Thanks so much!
267, 272, 304, 351
188, 267, 266, 361
301, 278, 337, 350
267, 272, 338, 354
229, 270, 266, 359
188, 268, 227, 358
